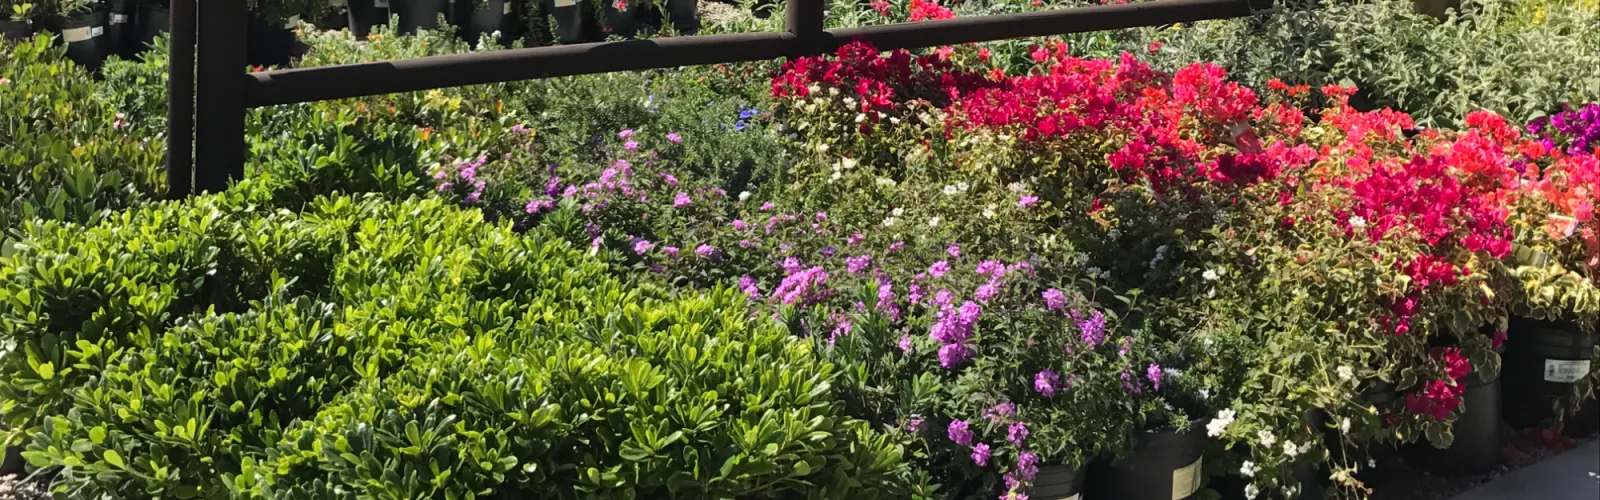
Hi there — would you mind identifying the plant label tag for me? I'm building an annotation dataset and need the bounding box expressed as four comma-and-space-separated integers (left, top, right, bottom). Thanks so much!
286, 15, 301, 28
554, 0, 577, 7
1063, 495, 1079, 500
1171, 457, 1202, 499
89, 26, 104, 37
110, 14, 130, 24
504, 2, 513, 14
376, 0, 390, 7
61, 27, 91, 42
1545, 359, 1591, 383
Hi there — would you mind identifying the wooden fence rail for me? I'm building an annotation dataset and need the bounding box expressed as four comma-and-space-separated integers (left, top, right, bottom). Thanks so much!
169, 0, 1272, 196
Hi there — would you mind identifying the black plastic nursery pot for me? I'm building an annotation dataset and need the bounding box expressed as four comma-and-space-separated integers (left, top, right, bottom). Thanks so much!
246, 15, 300, 67
0, 20, 30, 41
547, 0, 595, 43
1403, 365, 1505, 476
107, 0, 137, 58
661, 0, 697, 34
52, 11, 110, 72
1504, 317, 1599, 437
1087, 419, 1209, 500
136, 4, 170, 52
600, 0, 640, 38
1031, 464, 1086, 500
393, 0, 448, 33
452, 0, 510, 45
346, 0, 390, 38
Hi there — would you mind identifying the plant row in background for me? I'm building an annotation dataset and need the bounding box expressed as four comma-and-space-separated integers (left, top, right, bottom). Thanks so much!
4, 2, 1600, 499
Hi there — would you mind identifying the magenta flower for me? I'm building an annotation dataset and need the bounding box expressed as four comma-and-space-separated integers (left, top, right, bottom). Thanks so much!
738, 275, 760, 299
937, 343, 973, 369
1076, 309, 1107, 348
907, 415, 924, 433
663, 246, 680, 257
889, 241, 905, 252
1042, 288, 1066, 310
618, 129, 634, 138
898, 335, 914, 355
1034, 370, 1062, 397
695, 244, 718, 257
1006, 422, 1029, 445
1018, 194, 1040, 207
971, 443, 991, 467
623, 140, 639, 152
666, 132, 682, 144
974, 282, 999, 302
1147, 364, 1163, 390
929, 261, 950, 278
760, 201, 775, 211
662, 173, 679, 186
633, 239, 656, 255
847, 232, 865, 246
732, 219, 747, 231
815, 212, 828, 221
947, 243, 962, 258
673, 192, 691, 208
984, 402, 1015, 422
846, 255, 872, 274
947, 419, 973, 446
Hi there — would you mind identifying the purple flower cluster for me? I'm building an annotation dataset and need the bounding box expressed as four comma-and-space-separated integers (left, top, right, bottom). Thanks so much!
771, 266, 831, 306
846, 254, 873, 274
1042, 288, 1066, 311
929, 300, 982, 368
739, 275, 761, 299
947, 419, 973, 445
1073, 309, 1107, 348
1528, 103, 1600, 155
433, 155, 489, 204
1034, 370, 1062, 397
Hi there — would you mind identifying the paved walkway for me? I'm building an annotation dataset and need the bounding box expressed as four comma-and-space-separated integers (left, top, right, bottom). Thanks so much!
1450, 440, 1599, 500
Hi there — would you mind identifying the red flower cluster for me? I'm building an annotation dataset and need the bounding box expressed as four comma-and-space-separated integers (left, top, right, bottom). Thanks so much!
1405, 348, 1472, 420
909, 0, 955, 21
772, 41, 998, 125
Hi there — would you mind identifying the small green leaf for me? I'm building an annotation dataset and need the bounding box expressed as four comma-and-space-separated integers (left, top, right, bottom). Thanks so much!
104, 450, 125, 468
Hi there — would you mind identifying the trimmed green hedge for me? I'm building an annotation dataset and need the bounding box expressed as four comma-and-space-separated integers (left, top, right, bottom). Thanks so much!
0, 194, 913, 498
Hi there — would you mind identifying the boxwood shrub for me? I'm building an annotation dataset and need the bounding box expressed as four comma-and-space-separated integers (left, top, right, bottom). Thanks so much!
0, 194, 915, 498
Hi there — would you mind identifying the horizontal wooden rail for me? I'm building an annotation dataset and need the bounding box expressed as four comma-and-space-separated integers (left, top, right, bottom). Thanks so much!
241, 0, 1261, 108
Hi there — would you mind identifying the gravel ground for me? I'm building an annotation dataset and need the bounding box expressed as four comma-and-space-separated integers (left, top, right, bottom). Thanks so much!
699, 0, 751, 26
0, 474, 46, 500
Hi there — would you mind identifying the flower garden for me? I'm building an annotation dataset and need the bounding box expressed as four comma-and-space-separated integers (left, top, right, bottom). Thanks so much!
3, 0, 1600, 499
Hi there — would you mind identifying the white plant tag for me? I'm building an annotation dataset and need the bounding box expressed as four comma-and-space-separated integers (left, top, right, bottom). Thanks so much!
285, 15, 301, 28
89, 26, 104, 37
61, 26, 91, 42
110, 14, 130, 24
554, 0, 577, 7
1546, 359, 1592, 383
504, 2, 512, 14
1171, 457, 1202, 499
375, 0, 390, 7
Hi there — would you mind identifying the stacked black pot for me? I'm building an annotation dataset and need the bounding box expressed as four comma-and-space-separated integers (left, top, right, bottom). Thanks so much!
1503, 317, 1599, 437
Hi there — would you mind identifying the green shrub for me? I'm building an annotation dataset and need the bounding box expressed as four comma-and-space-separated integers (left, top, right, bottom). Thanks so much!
0, 35, 165, 244
0, 194, 915, 498
1138, 0, 1600, 127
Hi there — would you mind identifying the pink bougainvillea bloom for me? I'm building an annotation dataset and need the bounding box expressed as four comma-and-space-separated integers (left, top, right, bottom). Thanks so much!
929, 261, 950, 278
623, 140, 639, 151
663, 246, 680, 257
632, 239, 655, 255
617, 128, 633, 138
673, 192, 691, 208
666, 132, 682, 144
731, 219, 747, 231
1018, 194, 1039, 207
947, 243, 961, 258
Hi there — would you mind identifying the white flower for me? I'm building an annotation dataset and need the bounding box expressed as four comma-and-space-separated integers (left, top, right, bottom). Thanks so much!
876, 177, 897, 188
983, 207, 997, 219
1240, 461, 1257, 478
883, 217, 897, 227
738, 191, 752, 201
957, 182, 970, 191
1337, 365, 1354, 381
854, 113, 867, 123
892, 208, 905, 217
1207, 409, 1236, 437
1257, 430, 1277, 448
1202, 269, 1220, 281
1340, 418, 1351, 433
1087, 267, 1104, 279
1198, 387, 1211, 399
943, 185, 960, 195
839, 157, 858, 170
1367, 458, 1377, 468
1299, 441, 1313, 455
1283, 441, 1300, 457
1349, 216, 1367, 229
1244, 484, 1260, 499
1072, 254, 1089, 266
1245, 246, 1257, 257
807, 84, 821, 94
1008, 182, 1027, 193
1108, 229, 1122, 240
928, 217, 941, 227
828, 86, 839, 96
829, 171, 842, 182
